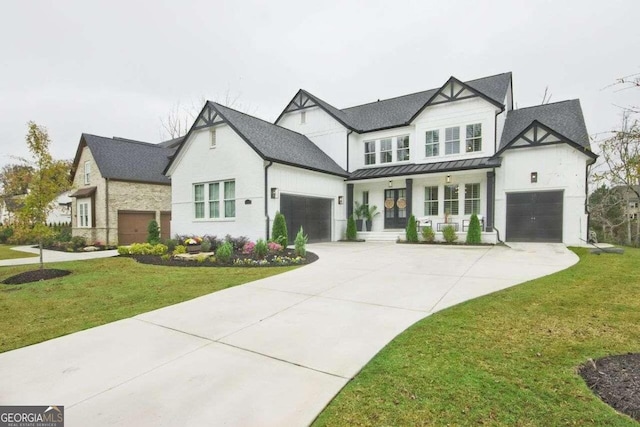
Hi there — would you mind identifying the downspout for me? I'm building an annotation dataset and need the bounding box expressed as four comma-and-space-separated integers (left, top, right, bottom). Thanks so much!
585, 160, 595, 241
264, 161, 273, 240
105, 178, 110, 245
346, 130, 353, 172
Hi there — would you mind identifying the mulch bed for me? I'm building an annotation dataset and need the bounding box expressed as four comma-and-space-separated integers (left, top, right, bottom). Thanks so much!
578, 353, 640, 421
2, 269, 71, 285
130, 250, 318, 268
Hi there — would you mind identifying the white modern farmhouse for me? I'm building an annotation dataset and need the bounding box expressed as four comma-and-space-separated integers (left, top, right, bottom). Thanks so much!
166, 72, 596, 245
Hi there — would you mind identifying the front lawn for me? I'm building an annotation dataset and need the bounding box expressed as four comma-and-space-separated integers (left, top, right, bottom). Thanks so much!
0, 245, 38, 260
314, 247, 640, 426
0, 257, 294, 353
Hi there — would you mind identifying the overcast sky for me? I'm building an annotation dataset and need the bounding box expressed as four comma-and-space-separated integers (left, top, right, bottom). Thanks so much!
1, 0, 638, 169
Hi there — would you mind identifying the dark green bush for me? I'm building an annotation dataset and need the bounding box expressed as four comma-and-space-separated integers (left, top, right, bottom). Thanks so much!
466, 214, 482, 244
225, 235, 249, 251
421, 226, 435, 243
272, 212, 288, 247
254, 239, 268, 259
70, 236, 87, 250
0, 226, 14, 244
216, 241, 234, 263
147, 220, 160, 244
200, 239, 212, 252
57, 225, 72, 242
442, 225, 458, 243
346, 215, 357, 241
164, 238, 178, 253
406, 215, 418, 243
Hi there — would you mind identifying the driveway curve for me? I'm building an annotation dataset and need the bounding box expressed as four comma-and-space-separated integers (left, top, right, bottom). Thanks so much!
0, 242, 577, 426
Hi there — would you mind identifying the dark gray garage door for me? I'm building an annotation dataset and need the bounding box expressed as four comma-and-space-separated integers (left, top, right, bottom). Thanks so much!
280, 194, 332, 244
506, 191, 563, 242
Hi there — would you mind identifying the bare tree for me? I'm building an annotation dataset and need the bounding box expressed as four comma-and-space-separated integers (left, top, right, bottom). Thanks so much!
541, 86, 552, 104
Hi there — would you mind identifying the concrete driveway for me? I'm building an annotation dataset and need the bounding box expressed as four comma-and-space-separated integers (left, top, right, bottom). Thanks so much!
0, 245, 118, 267
0, 242, 577, 426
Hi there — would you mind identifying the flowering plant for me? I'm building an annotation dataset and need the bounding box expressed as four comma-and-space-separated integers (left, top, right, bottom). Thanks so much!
242, 241, 256, 254
267, 242, 283, 253
184, 237, 203, 245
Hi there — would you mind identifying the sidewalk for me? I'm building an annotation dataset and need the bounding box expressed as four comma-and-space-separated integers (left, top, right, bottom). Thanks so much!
0, 246, 118, 267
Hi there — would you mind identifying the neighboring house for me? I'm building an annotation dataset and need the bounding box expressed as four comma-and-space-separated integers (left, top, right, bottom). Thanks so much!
46, 191, 72, 225
69, 134, 180, 245
617, 185, 640, 220
166, 72, 596, 245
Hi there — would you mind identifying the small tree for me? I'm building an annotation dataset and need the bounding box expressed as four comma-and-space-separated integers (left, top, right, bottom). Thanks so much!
405, 214, 418, 242
442, 225, 458, 243
346, 215, 357, 241
272, 211, 288, 247
466, 214, 482, 244
16, 122, 70, 270
294, 226, 308, 257
147, 219, 160, 244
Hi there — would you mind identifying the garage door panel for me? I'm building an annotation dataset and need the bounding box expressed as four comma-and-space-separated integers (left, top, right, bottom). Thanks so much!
506, 191, 563, 243
280, 195, 331, 244
118, 211, 155, 245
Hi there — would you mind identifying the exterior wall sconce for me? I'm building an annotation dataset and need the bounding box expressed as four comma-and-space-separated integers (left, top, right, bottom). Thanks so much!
531, 172, 538, 183
270, 187, 279, 199
446, 175, 451, 183
388, 180, 393, 188
338, 196, 344, 205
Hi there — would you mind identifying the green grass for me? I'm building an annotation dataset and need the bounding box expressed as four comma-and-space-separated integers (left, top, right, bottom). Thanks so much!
0, 244, 38, 260
314, 248, 640, 426
0, 257, 294, 353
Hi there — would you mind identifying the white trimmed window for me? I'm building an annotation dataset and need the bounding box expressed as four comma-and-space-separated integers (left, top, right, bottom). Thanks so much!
425, 130, 439, 157
445, 127, 460, 155
84, 161, 91, 184
194, 180, 236, 219
380, 138, 392, 163
364, 141, 376, 165
396, 135, 410, 161
444, 184, 459, 215
466, 123, 482, 152
77, 198, 91, 228
424, 186, 438, 216
209, 129, 217, 149
464, 183, 481, 214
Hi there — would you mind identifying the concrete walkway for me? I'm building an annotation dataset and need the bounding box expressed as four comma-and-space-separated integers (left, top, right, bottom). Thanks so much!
0, 242, 577, 426
0, 245, 118, 266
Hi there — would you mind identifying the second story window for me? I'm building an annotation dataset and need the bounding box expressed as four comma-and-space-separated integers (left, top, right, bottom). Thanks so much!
397, 135, 410, 161
466, 123, 482, 152
425, 130, 439, 157
380, 138, 392, 163
84, 161, 91, 185
364, 141, 376, 165
445, 127, 460, 155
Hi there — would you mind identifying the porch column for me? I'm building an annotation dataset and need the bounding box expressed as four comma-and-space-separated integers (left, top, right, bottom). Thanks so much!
347, 183, 354, 219
486, 171, 495, 232
405, 178, 413, 217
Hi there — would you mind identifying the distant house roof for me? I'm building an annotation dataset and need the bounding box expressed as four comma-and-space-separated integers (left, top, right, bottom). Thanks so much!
348, 157, 502, 181
498, 99, 595, 156
158, 136, 184, 148
166, 102, 348, 177
72, 134, 176, 185
277, 72, 512, 133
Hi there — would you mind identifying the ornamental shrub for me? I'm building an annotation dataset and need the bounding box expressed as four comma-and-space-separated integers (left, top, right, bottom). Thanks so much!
216, 241, 234, 263
254, 239, 268, 259
346, 215, 357, 241
421, 226, 435, 243
0, 226, 14, 244
200, 239, 212, 252
242, 241, 256, 255
152, 243, 168, 255
442, 225, 458, 243
173, 245, 186, 255
117, 246, 130, 256
70, 236, 87, 250
294, 227, 308, 257
267, 241, 283, 253
405, 215, 418, 243
272, 212, 288, 247
466, 213, 482, 244
147, 220, 160, 244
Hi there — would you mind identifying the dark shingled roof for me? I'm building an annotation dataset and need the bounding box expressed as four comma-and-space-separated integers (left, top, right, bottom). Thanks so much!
297, 72, 512, 133
499, 99, 592, 151
158, 136, 184, 149
207, 102, 348, 177
81, 134, 175, 184
348, 157, 502, 181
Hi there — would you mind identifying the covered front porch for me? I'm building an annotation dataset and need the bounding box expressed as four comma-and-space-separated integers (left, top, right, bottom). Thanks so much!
346, 164, 499, 244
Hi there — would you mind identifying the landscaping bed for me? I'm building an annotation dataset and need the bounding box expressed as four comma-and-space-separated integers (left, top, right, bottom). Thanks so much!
579, 353, 640, 422
2, 269, 71, 285
130, 249, 318, 267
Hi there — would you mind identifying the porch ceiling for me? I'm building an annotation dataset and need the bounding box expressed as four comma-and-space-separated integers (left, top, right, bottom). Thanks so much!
347, 156, 501, 181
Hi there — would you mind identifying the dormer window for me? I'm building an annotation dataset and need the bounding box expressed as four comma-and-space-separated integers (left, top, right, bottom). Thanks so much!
84, 161, 91, 185
210, 129, 217, 149
300, 111, 306, 124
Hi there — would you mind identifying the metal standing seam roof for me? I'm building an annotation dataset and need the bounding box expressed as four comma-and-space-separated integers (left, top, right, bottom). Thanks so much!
80, 134, 176, 185
348, 157, 502, 181
207, 102, 349, 177
499, 99, 592, 151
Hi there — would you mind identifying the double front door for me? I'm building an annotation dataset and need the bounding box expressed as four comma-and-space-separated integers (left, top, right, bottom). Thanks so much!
384, 188, 407, 229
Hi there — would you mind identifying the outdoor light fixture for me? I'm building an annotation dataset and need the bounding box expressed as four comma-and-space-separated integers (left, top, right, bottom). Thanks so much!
531, 172, 538, 183
270, 187, 279, 199
338, 196, 344, 205
446, 175, 451, 183
388, 180, 393, 188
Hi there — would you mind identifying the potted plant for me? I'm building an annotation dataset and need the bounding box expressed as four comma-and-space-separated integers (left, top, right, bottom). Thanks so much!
354, 201, 366, 231
184, 236, 203, 254
365, 205, 380, 231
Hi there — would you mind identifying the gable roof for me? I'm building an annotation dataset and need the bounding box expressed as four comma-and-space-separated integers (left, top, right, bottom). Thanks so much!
498, 99, 595, 157
277, 72, 512, 133
73, 134, 176, 185
166, 102, 348, 177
